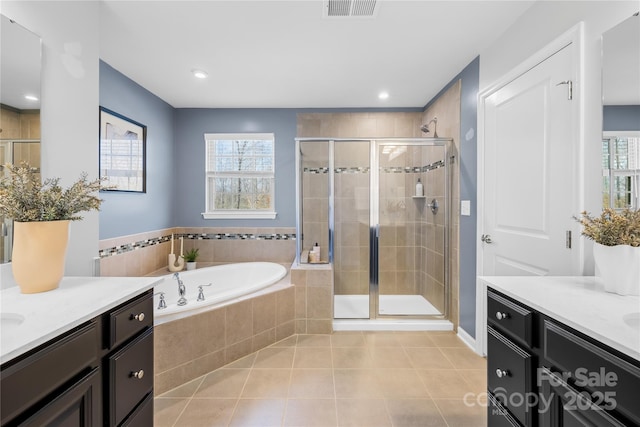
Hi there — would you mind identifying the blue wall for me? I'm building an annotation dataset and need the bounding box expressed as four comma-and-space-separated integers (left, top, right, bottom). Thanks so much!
99, 61, 175, 239
425, 56, 480, 338
173, 109, 298, 227
603, 105, 640, 131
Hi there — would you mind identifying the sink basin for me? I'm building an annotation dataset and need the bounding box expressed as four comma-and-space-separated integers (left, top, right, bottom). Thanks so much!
622, 312, 640, 330
0, 312, 25, 328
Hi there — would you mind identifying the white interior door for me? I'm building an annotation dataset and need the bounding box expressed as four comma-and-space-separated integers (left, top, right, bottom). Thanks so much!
482, 44, 578, 277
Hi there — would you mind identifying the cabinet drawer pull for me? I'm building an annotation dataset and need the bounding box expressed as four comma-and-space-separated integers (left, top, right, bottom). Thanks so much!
131, 369, 145, 380
496, 369, 510, 378
132, 312, 145, 322
495, 311, 510, 320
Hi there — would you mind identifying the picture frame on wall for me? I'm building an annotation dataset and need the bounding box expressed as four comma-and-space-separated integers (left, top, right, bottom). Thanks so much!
99, 107, 146, 193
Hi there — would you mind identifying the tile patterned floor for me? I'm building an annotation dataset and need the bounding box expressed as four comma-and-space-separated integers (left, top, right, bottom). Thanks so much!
154, 331, 488, 427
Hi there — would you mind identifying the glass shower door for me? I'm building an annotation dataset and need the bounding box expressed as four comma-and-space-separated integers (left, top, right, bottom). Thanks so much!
376, 141, 447, 317
333, 140, 371, 318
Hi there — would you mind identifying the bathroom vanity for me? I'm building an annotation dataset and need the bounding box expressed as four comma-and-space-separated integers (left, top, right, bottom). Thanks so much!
480, 276, 640, 427
0, 276, 161, 426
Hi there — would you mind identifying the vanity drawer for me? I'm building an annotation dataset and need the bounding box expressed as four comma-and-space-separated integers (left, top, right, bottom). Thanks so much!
108, 329, 153, 427
488, 392, 523, 427
107, 290, 153, 349
0, 321, 98, 425
543, 320, 640, 426
488, 326, 534, 427
488, 289, 533, 347
120, 392, 153, 427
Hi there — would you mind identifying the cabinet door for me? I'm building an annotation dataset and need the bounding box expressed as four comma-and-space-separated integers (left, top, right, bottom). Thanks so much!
108, 329, 153, 426
543, 320, 640, 425
539, 368, 627, 427
488, 326, 534, 426
1, 322, 98, 425
19, 368, 101, 427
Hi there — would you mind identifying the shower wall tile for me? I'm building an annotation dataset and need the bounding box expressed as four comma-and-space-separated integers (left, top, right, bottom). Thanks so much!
423, 80, 461, 329
297, 112, 422, 139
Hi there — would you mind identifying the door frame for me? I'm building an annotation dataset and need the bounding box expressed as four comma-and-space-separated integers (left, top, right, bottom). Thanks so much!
475, 23, 585, 355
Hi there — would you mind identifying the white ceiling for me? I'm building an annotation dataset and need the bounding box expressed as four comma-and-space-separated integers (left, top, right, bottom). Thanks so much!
99, 0, 536, 109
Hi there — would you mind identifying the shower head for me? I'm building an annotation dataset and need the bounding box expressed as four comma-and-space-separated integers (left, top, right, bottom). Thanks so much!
420, 117, 438, 137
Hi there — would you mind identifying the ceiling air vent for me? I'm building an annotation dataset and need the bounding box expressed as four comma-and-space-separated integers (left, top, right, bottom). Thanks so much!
324, 0, 379, 18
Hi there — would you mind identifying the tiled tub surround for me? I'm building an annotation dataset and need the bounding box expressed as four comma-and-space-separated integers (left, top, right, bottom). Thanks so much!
154, 279, 295, 395
99, 227, 296, 277
100, 228, 339, 393
290, 264, 334, 335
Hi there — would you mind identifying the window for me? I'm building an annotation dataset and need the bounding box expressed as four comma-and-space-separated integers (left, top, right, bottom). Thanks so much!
203, 133, 276, 219
602, 132, 640, 210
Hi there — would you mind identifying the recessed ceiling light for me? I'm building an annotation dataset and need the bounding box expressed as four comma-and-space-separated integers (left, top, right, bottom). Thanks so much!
24, 94, 39, 101
192, 69, 208, 79
378, 91, 389, 100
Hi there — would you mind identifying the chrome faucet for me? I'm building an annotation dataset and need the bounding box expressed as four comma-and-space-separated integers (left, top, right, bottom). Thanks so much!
173, 272, 188, 306
197, 283, 213, 301
154, 292, 167, 310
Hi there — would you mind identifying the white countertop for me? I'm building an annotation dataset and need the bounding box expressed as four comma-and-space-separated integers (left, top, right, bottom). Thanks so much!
479, 276, 640, 362
0, 276, 162, 365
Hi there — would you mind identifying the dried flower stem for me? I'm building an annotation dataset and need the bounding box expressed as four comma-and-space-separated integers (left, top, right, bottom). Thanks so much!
0, 162, 106, 222
575, 208, 640, 247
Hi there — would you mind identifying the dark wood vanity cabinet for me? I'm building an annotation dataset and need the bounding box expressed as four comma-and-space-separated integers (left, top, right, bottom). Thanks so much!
487, 288, 640, 427
0, 289, 153, 427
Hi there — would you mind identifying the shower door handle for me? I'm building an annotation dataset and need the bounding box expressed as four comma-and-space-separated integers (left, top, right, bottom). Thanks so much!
481, 234, 493, 244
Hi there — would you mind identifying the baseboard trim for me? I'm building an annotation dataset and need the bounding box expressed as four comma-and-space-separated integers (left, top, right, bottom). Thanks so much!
457, 326, 481, 355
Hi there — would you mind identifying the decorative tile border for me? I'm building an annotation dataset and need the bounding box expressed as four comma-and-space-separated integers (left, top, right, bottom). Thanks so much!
99, 232, 296, 258
303, 161, 444, 175
99, 235, 172, 258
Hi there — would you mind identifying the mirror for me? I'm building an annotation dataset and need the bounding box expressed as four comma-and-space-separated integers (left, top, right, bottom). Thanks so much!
0, 14, 42, 263
601, 13, 640, 210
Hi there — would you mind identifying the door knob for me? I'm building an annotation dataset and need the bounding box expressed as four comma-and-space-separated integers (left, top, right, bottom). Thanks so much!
481, 234, 493, 244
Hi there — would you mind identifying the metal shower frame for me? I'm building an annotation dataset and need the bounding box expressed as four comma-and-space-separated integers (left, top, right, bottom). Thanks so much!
295, 137, 453, 320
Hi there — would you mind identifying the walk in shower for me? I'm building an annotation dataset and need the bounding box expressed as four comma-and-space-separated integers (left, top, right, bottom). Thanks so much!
295, 138, 453, 330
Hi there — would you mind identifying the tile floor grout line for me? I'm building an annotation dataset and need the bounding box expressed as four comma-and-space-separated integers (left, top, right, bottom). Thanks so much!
330, 335, 339, 427
280, 337, 298, 427
227, 349, 258, 426
169, 374, 206, 427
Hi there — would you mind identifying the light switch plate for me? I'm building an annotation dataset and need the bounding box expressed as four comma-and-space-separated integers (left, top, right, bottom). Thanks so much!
461, 200, 471, 216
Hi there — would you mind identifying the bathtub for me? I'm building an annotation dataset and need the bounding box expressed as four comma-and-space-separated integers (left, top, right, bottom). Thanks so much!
153, 262, 288, 325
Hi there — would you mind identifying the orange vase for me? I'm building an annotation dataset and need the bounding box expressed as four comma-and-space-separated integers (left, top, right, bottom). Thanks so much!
12, 220, 70, 294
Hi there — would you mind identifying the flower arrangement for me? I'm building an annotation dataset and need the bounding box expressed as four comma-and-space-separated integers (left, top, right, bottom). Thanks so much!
575, 208, 640, 247
0, 162, 104, 222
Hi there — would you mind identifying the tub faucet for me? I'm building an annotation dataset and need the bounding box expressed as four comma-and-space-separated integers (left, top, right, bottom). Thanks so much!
197, 283, 213, 302
174, 272, 188, 306
154, 292, 167, 310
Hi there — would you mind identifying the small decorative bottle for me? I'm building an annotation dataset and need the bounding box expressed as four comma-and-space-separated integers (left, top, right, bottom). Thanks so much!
416, 178, 424, 197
